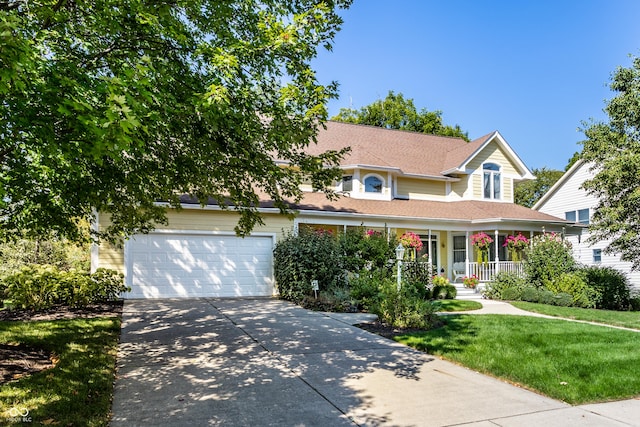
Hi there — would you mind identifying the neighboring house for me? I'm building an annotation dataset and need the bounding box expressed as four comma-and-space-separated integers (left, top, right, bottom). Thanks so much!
94, 121, 578, 298
533, 159, 640, 289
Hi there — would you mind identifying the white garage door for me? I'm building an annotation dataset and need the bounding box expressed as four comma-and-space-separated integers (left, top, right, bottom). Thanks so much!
125, 232, 274, 298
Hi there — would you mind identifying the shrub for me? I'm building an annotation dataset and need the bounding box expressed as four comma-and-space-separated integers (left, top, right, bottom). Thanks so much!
552, 292, 574, 307
431, 276, 456, 300
372, 278, 438, 329
403, 260, 433, 289
273, 230, 345, 302
524, 233, 576, 288
547, 272, 599, 308
537, 289, 557, 305
630, 292, 640, 312
483, 271, 526, 300
339, 227, 397, 274
520, 286, 541, 302
348, 271, 382, 310
1, 265, 128, 310
581, 265, 631, 310
0, 238, 90, 277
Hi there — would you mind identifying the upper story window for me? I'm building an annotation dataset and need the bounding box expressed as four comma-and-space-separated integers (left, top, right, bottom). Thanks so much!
341, 175, 353, 192
483, 163, 501, 200
565, 208, 589, 224
364, 175, 383, 193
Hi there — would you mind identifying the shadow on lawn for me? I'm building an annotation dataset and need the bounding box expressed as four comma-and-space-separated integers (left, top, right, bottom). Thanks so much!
396, 314, 479, 355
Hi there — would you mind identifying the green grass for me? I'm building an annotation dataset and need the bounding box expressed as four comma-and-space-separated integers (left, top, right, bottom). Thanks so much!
511, 301, 640, 330
0, 317, 121, 426
435, 299, 482, 312
396, 314, 640, 404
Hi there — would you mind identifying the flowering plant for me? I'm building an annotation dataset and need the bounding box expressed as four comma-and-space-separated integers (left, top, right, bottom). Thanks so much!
400, 232, 423, 251
366, 229, 382, 237
503, 233, 529, 250
470, 232, 493, 250
463, 275, 479, 289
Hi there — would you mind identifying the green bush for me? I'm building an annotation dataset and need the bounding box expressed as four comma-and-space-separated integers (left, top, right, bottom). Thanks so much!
348, 271, 382, 310
552, 292, 574, 307
524, 233, 576, 288
537, 289, 557, 305
0, 238, 90, 277
630, 293, 640, 312
581, 265, 631, 310
403, 261, 433, 289
372, 278, 438, 329
431, 276, 456, 300
547, 272, 599, 308
1, 265, 128, 310
483, 271, 526, 300
273, 230, 345, 302
520, 286, 540, 302
339, 227, 397, 274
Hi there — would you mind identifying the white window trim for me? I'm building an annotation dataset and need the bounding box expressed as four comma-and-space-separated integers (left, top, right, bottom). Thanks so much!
482, 163, 502, 201
360, 172, 390, 200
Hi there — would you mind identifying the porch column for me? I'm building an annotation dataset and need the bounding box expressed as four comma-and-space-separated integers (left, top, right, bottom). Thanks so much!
494, 229, 500, 274
428, 229, 432, 266
465, 231, 469, 276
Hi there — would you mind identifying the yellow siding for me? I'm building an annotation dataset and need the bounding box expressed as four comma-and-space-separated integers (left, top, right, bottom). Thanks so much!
473, 174, 482, 198
503, 177, 513, 202
97, 209, 294, 272
451, 177, 468, 198
396, 177, 446, 199
466, 143, 518, 175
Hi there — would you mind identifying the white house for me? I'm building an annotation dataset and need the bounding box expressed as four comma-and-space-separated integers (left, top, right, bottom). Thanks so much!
533, 159, 640, 289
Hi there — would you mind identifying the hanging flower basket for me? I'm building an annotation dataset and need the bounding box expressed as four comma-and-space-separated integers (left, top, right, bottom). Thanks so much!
503, 233, 529, 261
400, 232, 423, 260
471, 232, 493, 265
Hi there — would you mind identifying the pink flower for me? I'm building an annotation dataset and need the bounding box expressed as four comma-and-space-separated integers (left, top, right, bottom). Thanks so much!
471, 232, 493, 249
400, 232, 423, 250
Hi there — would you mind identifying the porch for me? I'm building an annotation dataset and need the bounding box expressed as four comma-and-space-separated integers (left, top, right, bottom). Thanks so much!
465, 261, 524, 283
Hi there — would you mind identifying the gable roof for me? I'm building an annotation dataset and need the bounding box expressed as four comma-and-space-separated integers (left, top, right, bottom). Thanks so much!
301, 121, 534, 180
532, 159, 587, 210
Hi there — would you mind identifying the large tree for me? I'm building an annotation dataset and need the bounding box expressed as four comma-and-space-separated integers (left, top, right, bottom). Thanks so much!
331, 91, 469, 140
580, 56, 640, 270
0, 0, 351, 244
514, 167, 564, 208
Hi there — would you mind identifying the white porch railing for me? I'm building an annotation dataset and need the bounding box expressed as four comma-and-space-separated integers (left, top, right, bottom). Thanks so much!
468, 261, 524, 282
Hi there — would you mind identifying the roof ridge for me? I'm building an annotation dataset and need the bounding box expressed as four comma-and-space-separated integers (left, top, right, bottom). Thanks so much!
327, 120, 469, 142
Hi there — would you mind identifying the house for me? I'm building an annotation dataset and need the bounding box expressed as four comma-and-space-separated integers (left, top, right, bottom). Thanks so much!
533, 159, 640, 289
94, 121, 578, 298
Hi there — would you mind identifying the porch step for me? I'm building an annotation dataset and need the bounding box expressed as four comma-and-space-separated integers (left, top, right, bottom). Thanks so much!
453, 284, 483, 300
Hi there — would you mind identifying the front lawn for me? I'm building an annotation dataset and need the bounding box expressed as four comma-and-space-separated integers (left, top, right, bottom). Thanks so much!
511, 301, 640, 330
0, 317, 121, 426
396, 314, 640, 404
435, 299, 482, 312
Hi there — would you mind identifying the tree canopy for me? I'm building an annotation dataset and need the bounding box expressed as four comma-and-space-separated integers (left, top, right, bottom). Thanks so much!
580, 55, 640, 270
514, 167, 565, 208
0, 0, 351, 244
331, 91, 469, 140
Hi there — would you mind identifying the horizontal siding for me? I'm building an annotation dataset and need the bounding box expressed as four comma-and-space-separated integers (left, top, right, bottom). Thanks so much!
503, 177, 513, 203
396, 177, 446, 200
467, 143, 518, 175
451, 177, 467, 198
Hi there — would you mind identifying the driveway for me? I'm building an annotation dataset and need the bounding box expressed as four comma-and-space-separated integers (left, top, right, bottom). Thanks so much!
111, 298, 640, 426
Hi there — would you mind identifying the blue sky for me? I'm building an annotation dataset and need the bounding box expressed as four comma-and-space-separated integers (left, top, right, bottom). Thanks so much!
312, 0, 640, 170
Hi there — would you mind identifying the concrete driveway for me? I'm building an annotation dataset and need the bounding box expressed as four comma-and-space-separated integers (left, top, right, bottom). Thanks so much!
110, 298, 640, 426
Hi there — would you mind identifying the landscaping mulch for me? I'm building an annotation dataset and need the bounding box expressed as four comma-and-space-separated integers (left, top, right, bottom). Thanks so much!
357, 321, 430, 340
0, 300, 123, 385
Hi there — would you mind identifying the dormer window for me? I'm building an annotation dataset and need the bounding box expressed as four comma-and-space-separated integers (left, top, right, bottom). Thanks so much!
341, 175, 353, 192
364, 175, 383, 193
483, 163, 501, 200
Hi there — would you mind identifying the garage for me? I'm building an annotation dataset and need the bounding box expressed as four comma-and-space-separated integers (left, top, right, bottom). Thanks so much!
124, 232, 275, 298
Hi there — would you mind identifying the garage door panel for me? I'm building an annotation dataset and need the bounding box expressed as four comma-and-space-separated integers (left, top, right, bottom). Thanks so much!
127, 233, 274, 298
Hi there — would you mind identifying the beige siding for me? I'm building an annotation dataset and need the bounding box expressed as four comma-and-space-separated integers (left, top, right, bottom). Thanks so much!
97, 209, 294, 273
467, 143, 518, 175
503, 177, 513, 203
472, 174, 482, 198
451, 176, 468, 198
397, 177, 446, 200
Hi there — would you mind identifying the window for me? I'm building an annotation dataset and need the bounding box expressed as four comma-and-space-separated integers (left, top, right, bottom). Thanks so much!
565, 209, 589, 224
578, 208, 589, 225
364, 175, 383, 193
453, 236, 466, 263
593, 249, 602, 263
483, 163, 501, 200
418, 234, 438, 263
341, 175, 353, 192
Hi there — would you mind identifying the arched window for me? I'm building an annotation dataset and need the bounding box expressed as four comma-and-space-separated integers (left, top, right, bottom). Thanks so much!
364, 175, 383, 193
483, 163, 501, 200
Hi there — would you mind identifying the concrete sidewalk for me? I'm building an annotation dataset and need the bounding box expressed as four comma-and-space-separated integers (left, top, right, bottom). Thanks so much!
111, 298, 640, 426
